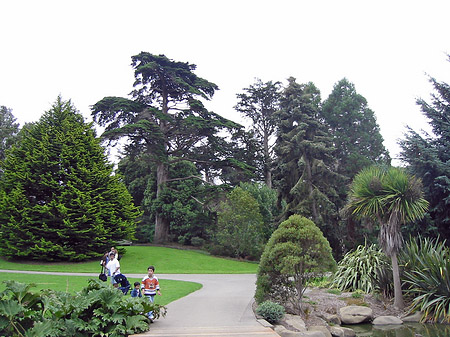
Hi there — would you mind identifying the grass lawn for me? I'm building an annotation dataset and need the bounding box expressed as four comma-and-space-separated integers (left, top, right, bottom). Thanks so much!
0, 272, 201, 306
0, 245, 258, 274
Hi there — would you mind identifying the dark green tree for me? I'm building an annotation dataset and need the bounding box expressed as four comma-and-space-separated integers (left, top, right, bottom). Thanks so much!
322, 78, 390, 179
322, 78, 390, 247
399, 60, 450, 241
0, 97, 140, 261
234, 79, 281, 187
0, 105, 20, 162
273, 77, 344, 256
91, 52, 240, 243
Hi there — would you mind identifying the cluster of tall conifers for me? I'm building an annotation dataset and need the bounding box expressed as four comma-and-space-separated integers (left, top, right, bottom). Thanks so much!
0, 52, 447, 262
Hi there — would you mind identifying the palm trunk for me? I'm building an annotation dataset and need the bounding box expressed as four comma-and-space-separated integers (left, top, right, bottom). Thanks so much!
391, 252, 405, 309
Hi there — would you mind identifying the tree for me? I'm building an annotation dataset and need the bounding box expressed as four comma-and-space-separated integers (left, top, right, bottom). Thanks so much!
322, 78, 390, 179
322, 78, 390, 248
255, 215, 336, 314
234, 79, 281, 187
0, 97, 140, 261
273, 77, 344, 256
0, 105, 20, 162
345, 166, 429, 308
399, 59, 450, 241
211, 187, 264, 259
91, 52, 240, 243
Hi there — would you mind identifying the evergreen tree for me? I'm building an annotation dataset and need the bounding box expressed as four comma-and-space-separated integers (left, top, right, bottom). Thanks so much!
399, 59, 450, 241
234, 79, 281, 187
92, 52, 240, 243
273, 77, 344, 257
0, 97, 139, 261
0, 105, 20, 162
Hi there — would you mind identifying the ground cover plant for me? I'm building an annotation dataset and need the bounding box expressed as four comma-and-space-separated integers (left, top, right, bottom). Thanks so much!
0, 246, 258, 274
0, 279, 165, 337
0, 273, 201, 306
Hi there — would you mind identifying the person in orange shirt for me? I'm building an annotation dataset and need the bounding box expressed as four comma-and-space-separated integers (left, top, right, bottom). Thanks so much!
141, 265, 161, 321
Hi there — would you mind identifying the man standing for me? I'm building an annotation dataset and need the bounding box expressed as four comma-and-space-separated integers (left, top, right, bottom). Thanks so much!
105, 252, 121, 287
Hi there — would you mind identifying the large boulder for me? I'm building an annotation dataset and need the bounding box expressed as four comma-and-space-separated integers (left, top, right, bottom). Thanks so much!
284, 314, 307, 332
330, 326, 356, 337
372, 316, 403, 325
339, 305, 372, 324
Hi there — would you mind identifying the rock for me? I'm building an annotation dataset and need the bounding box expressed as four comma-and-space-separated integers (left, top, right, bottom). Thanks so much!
300, 332, 327, 337
339, 327, 356, 337
339, 305, 372, 324
318, 312, 341, 325
284, 313, 307, 331
402, 311, 423, 322
274, 325, 307, 337
257, 318, 273, 328
309, 325, 332, 337
372, 316, 403, 325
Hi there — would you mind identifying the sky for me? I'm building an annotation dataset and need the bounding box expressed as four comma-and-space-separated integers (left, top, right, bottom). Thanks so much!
1, 1, 449, 163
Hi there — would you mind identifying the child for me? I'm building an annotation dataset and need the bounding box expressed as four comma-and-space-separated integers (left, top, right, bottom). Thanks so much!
130, 282, 142, 297
141, 265, 161, 321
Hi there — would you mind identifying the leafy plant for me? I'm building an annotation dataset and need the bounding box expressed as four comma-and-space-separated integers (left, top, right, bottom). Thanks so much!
0, 279, 166, 336
331, 242, 389, 293
401, 236, 450, 323
255, 301, 285, 323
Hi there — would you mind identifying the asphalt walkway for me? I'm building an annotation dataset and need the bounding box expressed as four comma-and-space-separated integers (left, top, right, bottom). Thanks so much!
0, 270, 279, 337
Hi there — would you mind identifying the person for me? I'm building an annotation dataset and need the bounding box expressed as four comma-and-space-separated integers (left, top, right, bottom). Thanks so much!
130, 282, 142, 297
100, 251, 110, 275
141, 265, 161, 321
105, 252, 121, 287
110, 246, 120, 260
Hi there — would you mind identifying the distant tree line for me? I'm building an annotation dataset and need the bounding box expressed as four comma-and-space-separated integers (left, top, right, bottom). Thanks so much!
0, 52, 448, 261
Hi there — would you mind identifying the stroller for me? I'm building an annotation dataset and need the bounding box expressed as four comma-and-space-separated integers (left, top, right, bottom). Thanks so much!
114, 273, 131, 295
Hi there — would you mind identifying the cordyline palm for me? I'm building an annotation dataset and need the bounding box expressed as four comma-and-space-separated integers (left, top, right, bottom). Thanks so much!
345, 166, 428, 309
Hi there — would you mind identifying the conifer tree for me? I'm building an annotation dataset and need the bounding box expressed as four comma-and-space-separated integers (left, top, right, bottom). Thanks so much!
0, 97, 139, 261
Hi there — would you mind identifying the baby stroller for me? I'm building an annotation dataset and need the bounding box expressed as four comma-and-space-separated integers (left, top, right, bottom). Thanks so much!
114, 273, 131, 295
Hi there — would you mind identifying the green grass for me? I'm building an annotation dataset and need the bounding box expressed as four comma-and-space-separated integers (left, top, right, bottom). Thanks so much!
0, 245, 258, 274
0, 272, 201, 306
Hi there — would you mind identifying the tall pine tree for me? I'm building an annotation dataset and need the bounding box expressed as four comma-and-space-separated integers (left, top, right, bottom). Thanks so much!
0, 97, 139, 261
273, 77, 344, 256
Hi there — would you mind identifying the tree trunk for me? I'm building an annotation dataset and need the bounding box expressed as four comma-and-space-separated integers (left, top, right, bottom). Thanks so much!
391, 252, 405, 309
154, 161, 169, 243
263, 129, 272, 189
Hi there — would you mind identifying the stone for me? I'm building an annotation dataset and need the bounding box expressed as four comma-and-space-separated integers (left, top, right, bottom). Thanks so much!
329, 326, 345, 337
318, 312, 341, 325
339, 327, 356, 337
309, 325, 332, 337
339, 305, 372, 324
274, 325, 307, 337
284, 313, 307, 331
372, 316, 403, 325
402, 311, 423, 322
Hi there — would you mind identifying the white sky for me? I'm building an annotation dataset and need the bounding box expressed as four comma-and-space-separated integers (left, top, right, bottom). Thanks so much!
1, 1, 449, 163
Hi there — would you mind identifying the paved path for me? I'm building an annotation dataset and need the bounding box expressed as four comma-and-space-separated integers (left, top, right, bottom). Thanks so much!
0, 270, 279, 337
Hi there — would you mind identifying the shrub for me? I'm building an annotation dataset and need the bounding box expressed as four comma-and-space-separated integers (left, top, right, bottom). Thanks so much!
401, 236, 450, 323
0, 279, 166, 336
255, 301, 285, 323
331, 242, 389, 293
191, 236, 205, 247
255, 215, 336, 314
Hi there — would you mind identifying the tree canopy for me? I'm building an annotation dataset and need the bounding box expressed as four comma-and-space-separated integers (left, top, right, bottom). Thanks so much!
0, 97, 139, 261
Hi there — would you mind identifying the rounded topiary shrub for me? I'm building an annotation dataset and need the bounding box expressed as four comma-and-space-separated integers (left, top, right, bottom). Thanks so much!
256, 301, 285, 323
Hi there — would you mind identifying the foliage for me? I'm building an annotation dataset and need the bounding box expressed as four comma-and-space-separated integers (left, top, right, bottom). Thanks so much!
401, 236, 450, 323
234, 78, 281, 187
91, 52, 241, 243
0, 105, 20, 162
273, 78, 345, 258
399, 57, 450, 243
255, 301, 285, 323
239, 182, 279, 240
345, 165, 429, 308
0, 279, 166, 336
331, 242, 389, 293
0, 97, 140, 261
255, 215, 336, 314
210, 187, 264, 259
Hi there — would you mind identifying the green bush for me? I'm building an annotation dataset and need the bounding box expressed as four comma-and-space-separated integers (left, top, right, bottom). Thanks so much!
331, 242, 389, 293
256, 215, 336, 314
0, 279, 166, 336
255, 301, 285, 323
401, 236, 450, 323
